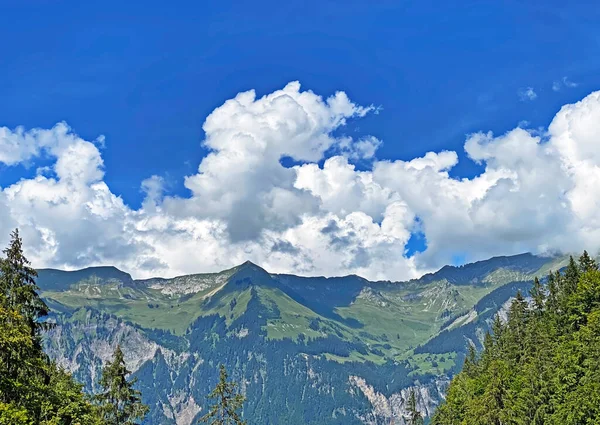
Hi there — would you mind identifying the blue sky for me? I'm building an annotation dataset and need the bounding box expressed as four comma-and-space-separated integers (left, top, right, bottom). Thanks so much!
2, 0, 597, 194
1, 1, 599, 278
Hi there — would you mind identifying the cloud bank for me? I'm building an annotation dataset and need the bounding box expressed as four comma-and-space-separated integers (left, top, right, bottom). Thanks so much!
1, 82, 600, 281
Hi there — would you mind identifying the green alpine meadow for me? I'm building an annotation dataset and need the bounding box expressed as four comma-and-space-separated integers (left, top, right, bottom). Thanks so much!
8, 226, 600, 424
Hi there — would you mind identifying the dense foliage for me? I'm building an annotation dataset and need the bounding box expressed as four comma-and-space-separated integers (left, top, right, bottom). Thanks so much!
0, 229, 102, 424
0, 230, 149, 425
432, 252, 600, 425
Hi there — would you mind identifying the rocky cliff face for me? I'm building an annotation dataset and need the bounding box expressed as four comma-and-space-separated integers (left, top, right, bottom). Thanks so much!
45, 310, 202, 425
349, 376, 450, 425
45, 310, 186, 386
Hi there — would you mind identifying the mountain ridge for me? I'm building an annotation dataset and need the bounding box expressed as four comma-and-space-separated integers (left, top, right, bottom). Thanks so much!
37, 251, 575, 424
36, 251, 561, 288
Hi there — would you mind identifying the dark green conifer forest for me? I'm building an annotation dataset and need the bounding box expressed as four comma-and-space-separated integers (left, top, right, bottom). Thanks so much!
432, 252, 600, 425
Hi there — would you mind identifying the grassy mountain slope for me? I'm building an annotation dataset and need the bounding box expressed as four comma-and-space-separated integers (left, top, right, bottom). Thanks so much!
38, 253, 570, 424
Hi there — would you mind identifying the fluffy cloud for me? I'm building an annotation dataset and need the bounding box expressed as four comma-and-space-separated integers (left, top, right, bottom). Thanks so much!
1, 82, 600, 281
165, 81, 375, 241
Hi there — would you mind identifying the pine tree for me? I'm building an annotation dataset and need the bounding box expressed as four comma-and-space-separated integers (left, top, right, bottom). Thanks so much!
97, 345, 148, 425
463, 343, 477, 375
0, 229, 102, 425
481, 331, 496, 368
563, 256, 580, 299
530, 277, 545, 314
0, 229, 50, 422
0, 229, 50, 342
546, 272, 559, 313
579, 250, 598, 273
463, 343, 478, 377
405, 389, 423, 425
0, 302, 41, 407
505, 291, 528, 362
199, 364, 246, 425
491, 314, 504, 344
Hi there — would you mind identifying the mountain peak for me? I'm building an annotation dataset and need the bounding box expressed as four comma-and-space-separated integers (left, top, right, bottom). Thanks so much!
227, 260, 273, 288
238, 260, 268, 272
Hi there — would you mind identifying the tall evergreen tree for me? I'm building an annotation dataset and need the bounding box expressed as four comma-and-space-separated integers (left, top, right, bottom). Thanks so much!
491, 314, 504, 344
463, 343, 478, 378
504, 291, 528, 362
579, 250, 598, 273
0, 229, 50, 342
0, 229, 50, 422
0, 229, 102, 425
546, 271, 559, 313
199, 364, 246, 425
563, 256, 580, 300
405, 389, 423, 425
0, 302, 41, 409
530, 277, 545, 314
97, 345, 148, 425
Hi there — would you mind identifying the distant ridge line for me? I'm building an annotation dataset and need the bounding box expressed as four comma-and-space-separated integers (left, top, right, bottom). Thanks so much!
35, 251, 563, 287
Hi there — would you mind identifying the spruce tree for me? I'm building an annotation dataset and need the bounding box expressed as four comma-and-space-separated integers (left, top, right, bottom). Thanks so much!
0, 229, 102, 424
491, 314, 504, 344
563, 256, 580, 299
405, 389, 423, 425
579, 250, 598, 273
199, 364, 246, 425
546, 271, 559, 313
0, 229, 49, 422
97, 345, 148, 425
505, 291, 528, 362
0, 229, 50, 342
463, 343, 478, 377
481, 331, 496, 368
530, 277, 545, 314
0, 302, 41, 409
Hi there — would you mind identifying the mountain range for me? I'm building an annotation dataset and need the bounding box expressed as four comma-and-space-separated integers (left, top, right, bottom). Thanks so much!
37, 253, 571, 425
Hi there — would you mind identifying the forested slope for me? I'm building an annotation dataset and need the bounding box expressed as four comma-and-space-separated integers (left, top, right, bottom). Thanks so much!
432, 252, 600, 425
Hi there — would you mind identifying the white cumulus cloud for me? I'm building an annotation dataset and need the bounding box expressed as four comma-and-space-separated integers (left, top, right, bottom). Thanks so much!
1, 82, 600, 281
